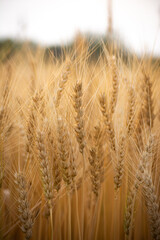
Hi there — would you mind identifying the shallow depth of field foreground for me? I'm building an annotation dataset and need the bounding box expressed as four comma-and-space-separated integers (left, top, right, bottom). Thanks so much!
0, 44, 160, 240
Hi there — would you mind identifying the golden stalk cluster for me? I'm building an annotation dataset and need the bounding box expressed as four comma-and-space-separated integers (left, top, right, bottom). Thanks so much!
0, 45, 160, 240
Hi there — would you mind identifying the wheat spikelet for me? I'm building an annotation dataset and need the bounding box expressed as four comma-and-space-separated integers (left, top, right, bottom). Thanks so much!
124, 187, 136, 236
47, 127, 62, 192
52, 149, 62, 192
73, 81, 85, 154
57, 117, 71, 187
50, 134, 62, 192
69, 136, 77, 187
15, 172, 33, 240
26, 90, 46, 166
134, 106, 144, 149
37, 130, 54, 206
25, 98, 38, 164
142, 72, 155, 129
109, 55, 119, 116
127, 87, 135, 136
135, 134, 154, 183
55, 60, 71, 108
114, 133, 125, 191
99, 93, 116, 152
26, 112, 36, 155
143, 172, 160, 240
124, 134, 155, 236
89, 125, 104, 197
32, 90, 46, 118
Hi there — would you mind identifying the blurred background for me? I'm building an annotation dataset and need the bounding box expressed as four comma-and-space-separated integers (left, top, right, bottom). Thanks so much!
0, 0, 160, 56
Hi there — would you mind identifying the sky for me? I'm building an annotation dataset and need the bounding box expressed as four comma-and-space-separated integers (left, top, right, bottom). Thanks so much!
0, 0, 160, 55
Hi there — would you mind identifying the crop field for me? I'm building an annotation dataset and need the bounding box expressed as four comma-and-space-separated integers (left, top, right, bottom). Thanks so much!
0, 43, 160, 240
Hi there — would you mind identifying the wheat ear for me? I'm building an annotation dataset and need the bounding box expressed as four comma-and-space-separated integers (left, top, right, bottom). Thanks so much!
73, 81, 85, 239
15, 172, 33, 240
73, 82, 85, 154
89, 125, 104, 197
114, 133, 125, 191
48, 128, 62, 192
57, 117, 71, 187
143, 172, 160, 240
109, 55, 119, 116
37, 130, 54, 204
37, 130, 54, 239
127, 87, 135, 137
142, 72, 155, 129
124, 134, 154, 236
55, 60, 71, 108
99, 93, 116, 152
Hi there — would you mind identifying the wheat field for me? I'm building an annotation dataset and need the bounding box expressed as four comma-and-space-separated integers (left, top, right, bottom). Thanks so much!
0, 42, 160, 240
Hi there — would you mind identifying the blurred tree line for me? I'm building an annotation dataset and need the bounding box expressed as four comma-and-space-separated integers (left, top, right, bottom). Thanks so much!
0, 34, 159, 65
